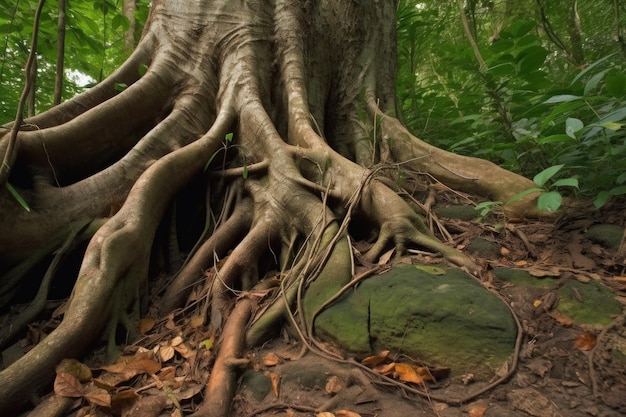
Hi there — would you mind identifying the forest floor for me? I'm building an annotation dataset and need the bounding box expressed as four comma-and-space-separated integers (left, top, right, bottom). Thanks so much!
5, 186, 626, 417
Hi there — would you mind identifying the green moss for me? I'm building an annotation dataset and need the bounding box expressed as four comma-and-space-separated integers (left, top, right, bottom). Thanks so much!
556, 280, 621, 326
492, 267, 556, 288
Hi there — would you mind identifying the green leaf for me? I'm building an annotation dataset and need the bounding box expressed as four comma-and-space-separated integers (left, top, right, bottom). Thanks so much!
533, 164, 564, 187
552, 178, 578, 188
5, 182, 31, 212
570, 52, 617, 86
602, 121, 622, 131
415, 265, 446, 275
583, 68, 610, 96
114, 82, 127, 92
543, 95, 581, 104
225, 132, 233, 142
242, 165, 248, 179
609, 185, 626, 195
111, 14, 130, 31
605, 70, 626, 98
138, 64, 148, 76
593, 191, 610, 208
565, 118, 584, 139
536, 134, 572, 144
537, 191, 562, 212
506, 187, 544, 204
200, 339, 213, 350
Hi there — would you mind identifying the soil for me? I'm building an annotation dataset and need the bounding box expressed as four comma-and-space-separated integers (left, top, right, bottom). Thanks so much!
5, 192, 626, 417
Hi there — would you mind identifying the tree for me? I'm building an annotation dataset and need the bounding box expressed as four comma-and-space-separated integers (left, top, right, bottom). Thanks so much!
0, 0, 540, 415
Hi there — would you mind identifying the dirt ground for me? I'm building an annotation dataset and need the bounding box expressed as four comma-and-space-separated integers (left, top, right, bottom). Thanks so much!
6, 191, 626, 417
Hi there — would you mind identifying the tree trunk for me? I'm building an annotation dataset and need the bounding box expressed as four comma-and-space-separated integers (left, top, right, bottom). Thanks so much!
0, 0, 539, 415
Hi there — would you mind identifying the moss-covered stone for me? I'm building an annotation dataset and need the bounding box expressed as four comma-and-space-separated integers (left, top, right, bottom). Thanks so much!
556, 280, 622, 326
313, 264, 516, 378
585, 224, 624, 250
466, 237, 501, 260
492, 267, 556, 288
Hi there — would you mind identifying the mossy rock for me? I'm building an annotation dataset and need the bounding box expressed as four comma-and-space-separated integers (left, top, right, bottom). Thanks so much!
312, 264, 516, 378
585, 224, 624, 250
492, 267, 556, 288
556, 280, 622, 326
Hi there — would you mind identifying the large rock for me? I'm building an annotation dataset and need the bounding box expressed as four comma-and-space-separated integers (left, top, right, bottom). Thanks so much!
311, 264, 517, 378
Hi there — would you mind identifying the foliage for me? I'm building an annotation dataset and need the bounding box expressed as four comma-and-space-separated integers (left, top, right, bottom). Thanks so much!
397, 0, 626, 208
0, 0, 149, 123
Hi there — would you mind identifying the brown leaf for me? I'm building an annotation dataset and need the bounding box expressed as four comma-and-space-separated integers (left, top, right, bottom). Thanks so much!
190, 315, 205, 328
361, 350, 389, 366
551, 312, 574, 327
268, 371, 280, 398
262, 352, 281, 367
378, 248, 395, 265
139, 317, 156, 334
54, 372, 84, 398
394, 363, 423, 385
159, 345, 175, 362
335, 410, 362, 417
56, 358, 92, 383
574, 332, 596, 351
325, 375, 344, 395
173, 342, 193, 359
83, 387, 111, 407
373, 362, 395, 375
465, 399, 488, 417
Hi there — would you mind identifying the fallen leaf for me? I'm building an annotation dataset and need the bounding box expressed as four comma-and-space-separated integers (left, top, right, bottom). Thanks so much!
316, 413, 335, 417
378, 248, 395, 265
54, 372, 84, 398
139, 317, 156, 334
159, 345, 175, 362
574, 332, 596, 351
373, 362, 395, 375
262, 352, 281, 367
500, 247, 510, 256
465, 399, 488, 417
551, 312, 574, 327
414, 264, 446, 275
394, 363, 423, 384
267, 371, 280, 398
83, 387, 111, 407
533, 299, 542, 308
56, 358, 92, 383
190, 315, 205, 328
335, 410, 361, 417
325, 375, 343, 394
173, 342, 193, 359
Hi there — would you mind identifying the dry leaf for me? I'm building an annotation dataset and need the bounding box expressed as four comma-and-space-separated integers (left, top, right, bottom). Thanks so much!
83, 387, 111, 407
54, 372, 84, 398
316, 413, 335, 417
335, 410, 362, 417
268, 371, 280, 398
190, 315, 205, 328
574, 332, 596, 351
373, 362, 395, 375
56, 358, 92, 383
139, 317, 156, 334
170, 336, 184, 347
378, 248, 395, 265
533, 299, 542, 308
160, 345, 175, 362
551, 312, 574, 327
173, 342, 193, 359
325, 375, 344, 394
500, 247, 510, 256
466, 399, 488, 417
394, 363, 423, 385
262, 352, 281, 367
